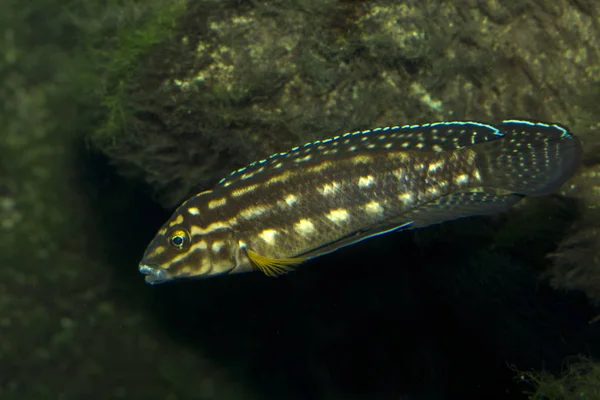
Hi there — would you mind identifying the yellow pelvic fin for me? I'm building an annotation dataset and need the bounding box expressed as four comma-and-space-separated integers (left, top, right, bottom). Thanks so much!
246, 249, 306, 277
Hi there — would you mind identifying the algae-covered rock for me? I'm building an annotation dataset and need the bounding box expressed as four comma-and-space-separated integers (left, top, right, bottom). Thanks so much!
516, 356, 600, 399
547, 165, 600, 306
89, 0, 600, 208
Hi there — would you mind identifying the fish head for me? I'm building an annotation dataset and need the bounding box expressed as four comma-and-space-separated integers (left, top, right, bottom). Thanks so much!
138, 201, 241, 284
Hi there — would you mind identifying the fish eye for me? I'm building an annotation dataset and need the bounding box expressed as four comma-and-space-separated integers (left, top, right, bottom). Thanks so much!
168, 229, 190, 250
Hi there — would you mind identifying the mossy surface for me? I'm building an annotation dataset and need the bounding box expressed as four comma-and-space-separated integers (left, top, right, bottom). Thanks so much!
515, 356, 600, 399
86, 0, 600, 209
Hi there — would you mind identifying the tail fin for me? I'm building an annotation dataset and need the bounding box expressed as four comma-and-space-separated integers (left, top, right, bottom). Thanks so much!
474, 120, 582, 196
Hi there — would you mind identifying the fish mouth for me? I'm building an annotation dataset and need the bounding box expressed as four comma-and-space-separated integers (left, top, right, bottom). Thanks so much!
138, 264, 170, 285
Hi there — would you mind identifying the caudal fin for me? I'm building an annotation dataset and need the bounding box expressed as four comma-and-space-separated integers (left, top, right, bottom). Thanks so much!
474, 120, 582, 196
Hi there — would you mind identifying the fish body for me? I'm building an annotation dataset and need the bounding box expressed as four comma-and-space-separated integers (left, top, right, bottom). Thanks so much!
139, 120, 582, 284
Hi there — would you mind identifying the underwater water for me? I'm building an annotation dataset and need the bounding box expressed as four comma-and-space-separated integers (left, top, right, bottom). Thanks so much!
2, 1, 600, 399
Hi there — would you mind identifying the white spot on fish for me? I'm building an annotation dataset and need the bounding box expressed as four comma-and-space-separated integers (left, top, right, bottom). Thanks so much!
387, 152, 410, 161
232, 184, 259, 197
364, 201, 383, 216
266, 171, 294, 185
398, 193, 414, 204
188, 207, 200, 215
351, 155, 372, 165
294, 218, 315, 235
284, 194, 298, 206
427, 160, 444, 173
259, 229, 278, 245
295, 154, 312, 163
473, 169, 482, 181
358, 175, 375, 188
427, 186, 440, 196
306, 161, 333, 174
208, 198, 227, 209
455, 174, 470, 184
239, 205, 269, 219
326, 208, 349, 223
318, 181, 341, 196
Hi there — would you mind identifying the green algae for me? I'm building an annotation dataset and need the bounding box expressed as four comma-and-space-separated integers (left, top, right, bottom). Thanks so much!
81, 0, 187, 150
83, 1, 456, 207
515, 357, 600, 399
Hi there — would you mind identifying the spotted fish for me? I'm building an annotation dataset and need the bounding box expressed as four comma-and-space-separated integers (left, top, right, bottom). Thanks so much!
138, 120, 582, 284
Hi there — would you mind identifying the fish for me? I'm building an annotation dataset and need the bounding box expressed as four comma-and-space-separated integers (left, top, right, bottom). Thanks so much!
138, 119, 582, 284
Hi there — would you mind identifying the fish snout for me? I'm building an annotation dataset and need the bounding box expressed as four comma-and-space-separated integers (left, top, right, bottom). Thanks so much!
139, 264, 170, 285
